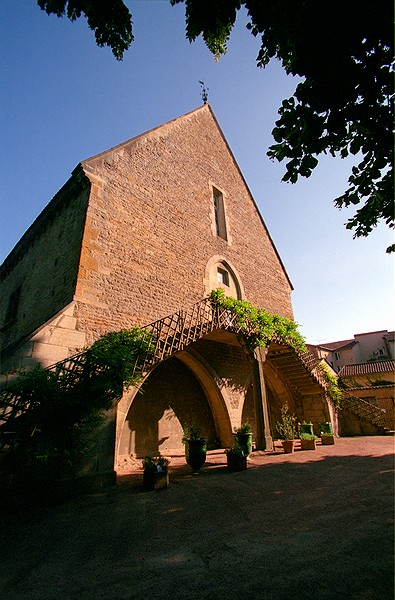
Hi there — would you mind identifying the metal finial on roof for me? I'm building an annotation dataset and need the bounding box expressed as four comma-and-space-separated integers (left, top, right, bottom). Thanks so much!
199, 80, 209, 104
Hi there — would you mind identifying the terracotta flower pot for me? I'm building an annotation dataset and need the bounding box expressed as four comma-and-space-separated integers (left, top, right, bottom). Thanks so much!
321, 435, 335, 445
300, 439, 316, 450
282, 440, 295, 453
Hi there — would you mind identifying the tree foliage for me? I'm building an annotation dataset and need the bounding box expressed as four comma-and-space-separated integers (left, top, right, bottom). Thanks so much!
172, 0, 394, 251
37, 0, 133, 60
37, 0, 394, 250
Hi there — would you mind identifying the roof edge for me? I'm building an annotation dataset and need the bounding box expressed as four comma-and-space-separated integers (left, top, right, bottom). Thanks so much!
81, 105, 210, 167
205, 105, 294, 292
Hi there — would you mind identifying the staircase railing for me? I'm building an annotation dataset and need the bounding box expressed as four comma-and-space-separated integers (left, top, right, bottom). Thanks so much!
341, 393, 389, 430
0, 297, 327, 427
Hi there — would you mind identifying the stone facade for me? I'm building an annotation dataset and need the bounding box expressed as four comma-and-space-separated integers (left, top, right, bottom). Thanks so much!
1, 105, 330, 474
0, 172, 90, 382
74, 106, 293, 345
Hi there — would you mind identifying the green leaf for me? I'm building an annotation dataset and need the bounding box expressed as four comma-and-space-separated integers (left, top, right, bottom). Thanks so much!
272, 127, 283, 143
349, 138, 362, 155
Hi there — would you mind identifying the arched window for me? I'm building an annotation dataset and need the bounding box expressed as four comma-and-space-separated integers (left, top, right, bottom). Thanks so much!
204, 257, 243, 300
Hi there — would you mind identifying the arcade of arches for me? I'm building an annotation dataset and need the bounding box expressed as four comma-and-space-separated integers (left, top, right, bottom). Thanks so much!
115, 330, 332, 464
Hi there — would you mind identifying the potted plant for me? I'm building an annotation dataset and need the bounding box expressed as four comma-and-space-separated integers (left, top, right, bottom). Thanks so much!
320, 422, 335, 445
300, 433, 318, 450
234, 422, 253, 456
276, 403, 297, 453
299, 421, 314, 436
142, 455, 170, 491
182, 425, 207, 471
225, 442, 247, 471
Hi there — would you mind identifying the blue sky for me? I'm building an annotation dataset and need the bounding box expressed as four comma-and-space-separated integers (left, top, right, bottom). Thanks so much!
1, 1, 394, 344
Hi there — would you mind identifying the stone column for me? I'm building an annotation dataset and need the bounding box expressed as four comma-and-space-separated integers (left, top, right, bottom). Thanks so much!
253, 346, 273, 451
78, 402, 117, 489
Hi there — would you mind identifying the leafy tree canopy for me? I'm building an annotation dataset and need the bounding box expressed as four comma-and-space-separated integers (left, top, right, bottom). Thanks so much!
37, 0, 133, 60
37, 0, 394, 251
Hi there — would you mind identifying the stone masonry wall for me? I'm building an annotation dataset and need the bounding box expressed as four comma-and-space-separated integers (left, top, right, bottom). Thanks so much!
0, 302, 86, 388
190, 338, 253, 429
74, 105, 294, 344
0, 172, 90, 381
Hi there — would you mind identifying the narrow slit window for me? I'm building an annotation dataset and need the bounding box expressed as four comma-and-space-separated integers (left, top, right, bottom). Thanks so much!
4, 285, 22, 327
213, 188, 228, 241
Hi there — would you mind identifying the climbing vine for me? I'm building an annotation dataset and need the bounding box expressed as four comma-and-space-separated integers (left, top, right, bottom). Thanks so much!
316, 362, 343, 410
209, 288, 307, 353
5, 328, 154, 479
86, 327, 155, 396
209, 289, 342, 408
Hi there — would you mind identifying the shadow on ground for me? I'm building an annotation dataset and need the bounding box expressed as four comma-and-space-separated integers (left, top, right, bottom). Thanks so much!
0, 437, 393, 600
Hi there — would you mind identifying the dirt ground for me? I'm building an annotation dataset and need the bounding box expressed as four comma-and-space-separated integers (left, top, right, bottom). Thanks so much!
0, 436, 393, 600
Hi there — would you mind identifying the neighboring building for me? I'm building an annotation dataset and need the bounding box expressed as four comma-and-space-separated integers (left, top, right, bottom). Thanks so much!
0, 105, 334, 480
314, 330, 394, 373
383, 331, 395, 360
338, 361, 395, 433
338, 360, 395, 388
310, 333, 395, 435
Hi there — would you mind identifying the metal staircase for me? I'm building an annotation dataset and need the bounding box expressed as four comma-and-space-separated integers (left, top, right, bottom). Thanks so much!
0, 297, 328, 432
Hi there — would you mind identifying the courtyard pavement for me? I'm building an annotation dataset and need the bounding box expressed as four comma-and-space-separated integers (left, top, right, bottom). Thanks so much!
0, 436, 394, 600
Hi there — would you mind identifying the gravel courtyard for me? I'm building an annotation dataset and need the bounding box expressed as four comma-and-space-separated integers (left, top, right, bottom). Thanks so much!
0, 436, 393, 600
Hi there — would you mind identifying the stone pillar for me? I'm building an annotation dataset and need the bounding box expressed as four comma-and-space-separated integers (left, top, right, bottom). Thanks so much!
78, 402, 117, 489
253, 346, 273, 451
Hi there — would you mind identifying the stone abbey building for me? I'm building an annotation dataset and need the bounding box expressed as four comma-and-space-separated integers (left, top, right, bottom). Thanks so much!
0, 105, 334, 478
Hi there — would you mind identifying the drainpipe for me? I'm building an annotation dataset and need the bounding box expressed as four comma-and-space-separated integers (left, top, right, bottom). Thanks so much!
253, 346, 273, 451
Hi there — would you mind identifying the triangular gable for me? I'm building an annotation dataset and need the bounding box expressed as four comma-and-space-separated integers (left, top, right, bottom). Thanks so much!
80, 104, 293, 291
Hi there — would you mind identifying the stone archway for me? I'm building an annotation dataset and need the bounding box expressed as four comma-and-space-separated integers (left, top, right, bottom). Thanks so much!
0, 295, 331, 486
116, 353, 229, 460
115, 328, 330, 465
115, 331, 256, 463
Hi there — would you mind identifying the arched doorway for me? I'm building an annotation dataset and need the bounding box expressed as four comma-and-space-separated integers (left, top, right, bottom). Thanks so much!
114, 324, 330, 467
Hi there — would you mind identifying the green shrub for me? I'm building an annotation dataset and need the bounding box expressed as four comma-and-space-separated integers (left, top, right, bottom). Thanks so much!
235, 422, 252, 434
276, 403, 297, 440
182, 424, 202, 443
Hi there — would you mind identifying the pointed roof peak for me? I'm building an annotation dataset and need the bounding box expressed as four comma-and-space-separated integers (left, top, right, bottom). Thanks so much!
77, 103, 293, 291
81, 104, 211, 167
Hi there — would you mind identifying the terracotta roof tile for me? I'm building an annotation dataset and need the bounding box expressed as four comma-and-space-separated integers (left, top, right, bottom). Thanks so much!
318, 339, 356, 351
338, 360, 395, 377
